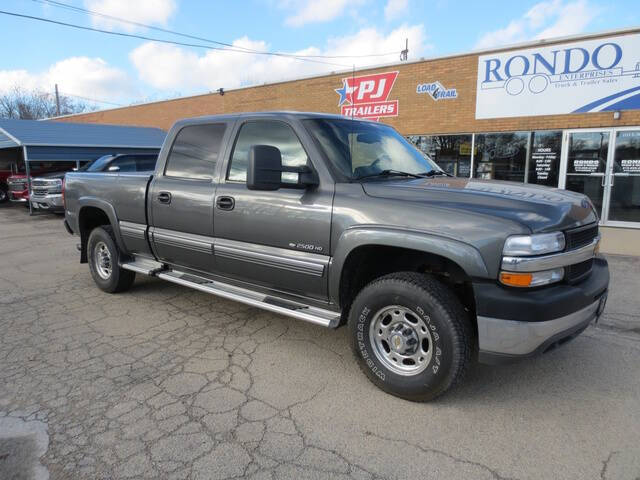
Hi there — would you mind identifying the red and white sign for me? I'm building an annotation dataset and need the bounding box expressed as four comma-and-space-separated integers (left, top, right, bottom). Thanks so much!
335, 71, 399, 121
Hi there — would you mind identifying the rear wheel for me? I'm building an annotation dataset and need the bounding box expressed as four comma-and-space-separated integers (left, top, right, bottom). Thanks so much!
87, 226, 135, 293
348, 272, 472, 402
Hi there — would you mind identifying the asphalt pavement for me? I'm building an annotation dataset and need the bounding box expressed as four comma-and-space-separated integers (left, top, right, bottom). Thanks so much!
1, 203, 639, 480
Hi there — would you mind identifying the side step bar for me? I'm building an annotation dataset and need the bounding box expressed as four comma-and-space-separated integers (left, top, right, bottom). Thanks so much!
153, 270, 341, 328
121, 258, 165, 275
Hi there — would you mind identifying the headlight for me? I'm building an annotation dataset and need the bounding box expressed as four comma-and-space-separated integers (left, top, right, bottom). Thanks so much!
503, 232, 565, 256
499, 268, 564, 288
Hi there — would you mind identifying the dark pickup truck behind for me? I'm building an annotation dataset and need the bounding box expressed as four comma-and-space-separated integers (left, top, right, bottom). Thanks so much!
63, 112, 609, 401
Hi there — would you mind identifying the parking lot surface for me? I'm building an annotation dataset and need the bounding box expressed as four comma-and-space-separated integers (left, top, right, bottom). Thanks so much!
1, 204, 639, 480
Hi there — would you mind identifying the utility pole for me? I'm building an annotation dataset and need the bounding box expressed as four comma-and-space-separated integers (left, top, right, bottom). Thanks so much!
55, 84, 61, 116
400, 38, 409, 61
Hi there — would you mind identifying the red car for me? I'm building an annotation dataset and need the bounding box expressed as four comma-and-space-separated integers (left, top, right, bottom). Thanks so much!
6, 162, 75, 204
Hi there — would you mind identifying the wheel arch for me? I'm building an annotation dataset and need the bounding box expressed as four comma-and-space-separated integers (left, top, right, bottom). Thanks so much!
331, 227, 488, 325
77, 198, 124, 263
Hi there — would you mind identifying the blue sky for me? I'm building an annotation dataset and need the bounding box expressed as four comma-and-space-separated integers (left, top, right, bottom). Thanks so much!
1, 0, 638, 108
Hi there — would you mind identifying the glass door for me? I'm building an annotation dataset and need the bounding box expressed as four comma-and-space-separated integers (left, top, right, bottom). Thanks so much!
606, 129, 640, 225
562, 130, 610, 220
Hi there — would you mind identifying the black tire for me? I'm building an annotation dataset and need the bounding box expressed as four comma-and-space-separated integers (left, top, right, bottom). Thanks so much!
0, 186, 8, 203
87, 226, 135, 293
348, 272, 472, 402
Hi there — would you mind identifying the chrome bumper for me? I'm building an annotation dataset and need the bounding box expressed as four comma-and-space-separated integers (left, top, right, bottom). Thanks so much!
31, 194, 63, 210
478, 296, 605, 361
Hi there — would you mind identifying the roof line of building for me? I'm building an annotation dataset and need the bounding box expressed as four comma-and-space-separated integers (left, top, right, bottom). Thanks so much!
50, 25, 640, 121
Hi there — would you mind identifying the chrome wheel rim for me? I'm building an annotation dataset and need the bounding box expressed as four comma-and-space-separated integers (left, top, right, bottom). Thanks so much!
369, 305, 433, 376
94, 241, 112, 280
0, 189, 6, 202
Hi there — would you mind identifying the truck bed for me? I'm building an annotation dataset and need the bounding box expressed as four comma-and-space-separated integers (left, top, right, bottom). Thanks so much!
64, 171, 153, 255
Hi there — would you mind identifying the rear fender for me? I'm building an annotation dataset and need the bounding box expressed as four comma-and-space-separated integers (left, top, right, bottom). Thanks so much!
77, 197, 127, 259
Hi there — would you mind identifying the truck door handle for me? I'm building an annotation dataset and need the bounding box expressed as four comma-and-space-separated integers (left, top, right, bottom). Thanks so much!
157, 191, 172, 204
216, 196, 235, 211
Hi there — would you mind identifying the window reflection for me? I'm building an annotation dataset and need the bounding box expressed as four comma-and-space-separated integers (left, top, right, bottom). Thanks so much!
474, 132, 529, 182
228, 121, 308, 182
165, 124, 226, 180
407, 134, 472, 177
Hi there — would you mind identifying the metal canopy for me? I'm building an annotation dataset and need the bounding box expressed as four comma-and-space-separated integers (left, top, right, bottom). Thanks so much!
0, 118, 166, 150
0, 118, 166, 215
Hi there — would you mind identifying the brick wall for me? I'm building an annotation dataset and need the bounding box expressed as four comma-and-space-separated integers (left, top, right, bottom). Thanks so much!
55, 30, 640, 135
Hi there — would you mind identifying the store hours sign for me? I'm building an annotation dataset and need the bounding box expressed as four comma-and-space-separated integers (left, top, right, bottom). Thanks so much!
476, 33, 640, 119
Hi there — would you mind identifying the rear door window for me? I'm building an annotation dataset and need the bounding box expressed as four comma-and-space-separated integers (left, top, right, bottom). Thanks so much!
165, 124, 227, 180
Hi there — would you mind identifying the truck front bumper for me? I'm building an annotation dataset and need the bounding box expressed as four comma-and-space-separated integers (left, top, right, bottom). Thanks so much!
9, 191, 28, 202
30, 194, 63, 212
474, 256, 609, 364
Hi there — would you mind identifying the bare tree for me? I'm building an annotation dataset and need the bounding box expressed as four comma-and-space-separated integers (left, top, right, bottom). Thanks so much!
0, 86, 97, 120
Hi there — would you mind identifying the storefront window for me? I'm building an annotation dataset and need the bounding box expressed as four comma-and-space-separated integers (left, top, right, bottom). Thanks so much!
565, 131, 609, 219
474, 132, 529, 182
609, 130, 640, 223
407, 134, 472, 177
527, 131, 561, 187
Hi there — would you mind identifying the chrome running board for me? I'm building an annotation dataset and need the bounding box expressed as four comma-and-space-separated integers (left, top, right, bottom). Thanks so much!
157, 270, 341, 328
121, 258, 165, 275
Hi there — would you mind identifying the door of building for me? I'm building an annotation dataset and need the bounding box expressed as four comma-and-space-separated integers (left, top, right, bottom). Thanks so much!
561, 128, 640, 226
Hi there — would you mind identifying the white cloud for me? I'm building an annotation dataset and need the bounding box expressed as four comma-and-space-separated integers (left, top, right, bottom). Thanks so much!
0, 57, 137, 102
475, 0, 598, 49
534, 1, 598, 39
385, 0, 409, 20
129, 24, 430, 92
84, 0, 176, 31
280, 0, 365, 27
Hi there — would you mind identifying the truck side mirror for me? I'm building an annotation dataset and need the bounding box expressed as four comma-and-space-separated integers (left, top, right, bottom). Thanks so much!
247, 145, 318, 191
247, 145, 282, 191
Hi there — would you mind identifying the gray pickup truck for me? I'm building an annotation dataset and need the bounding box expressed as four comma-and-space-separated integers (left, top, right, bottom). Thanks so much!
63, 112, 609, 401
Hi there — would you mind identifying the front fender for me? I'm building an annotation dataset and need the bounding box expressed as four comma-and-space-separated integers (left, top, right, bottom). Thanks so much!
329, 226, 490, 304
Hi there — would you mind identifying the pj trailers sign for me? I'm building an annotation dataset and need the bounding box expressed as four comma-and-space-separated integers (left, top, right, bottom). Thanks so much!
476, 33, 640, 119
335, 71, 399, 121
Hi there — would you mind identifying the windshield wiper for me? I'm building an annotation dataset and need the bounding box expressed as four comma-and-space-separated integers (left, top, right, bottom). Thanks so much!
420, 170, 452, 177
355, 169, 426, 181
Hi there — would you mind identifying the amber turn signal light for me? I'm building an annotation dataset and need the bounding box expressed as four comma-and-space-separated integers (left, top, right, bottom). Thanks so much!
499, 271, 533, 287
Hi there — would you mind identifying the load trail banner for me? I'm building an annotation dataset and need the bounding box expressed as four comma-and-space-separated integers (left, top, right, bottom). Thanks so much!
476, 33, 640, 119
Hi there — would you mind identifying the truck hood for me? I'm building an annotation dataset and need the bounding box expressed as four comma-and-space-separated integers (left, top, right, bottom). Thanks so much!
361, 177, 598, 232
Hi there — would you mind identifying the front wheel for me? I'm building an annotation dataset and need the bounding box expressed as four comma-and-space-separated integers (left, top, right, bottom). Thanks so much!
0, 186, 8, 203
87, 226, 135, 293
348, 272, 472, 402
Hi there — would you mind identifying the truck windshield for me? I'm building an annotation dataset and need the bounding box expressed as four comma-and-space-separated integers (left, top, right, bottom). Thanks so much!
303, 118, 440, 181
82, 155, 114, 172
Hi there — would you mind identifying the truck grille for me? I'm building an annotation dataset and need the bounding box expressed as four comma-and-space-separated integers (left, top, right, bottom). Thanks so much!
8, 181, 26, 191
30, 179, 62, 195
565, 224, 598, 250
564, 223, 599, 283
566, 259, 594, 283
